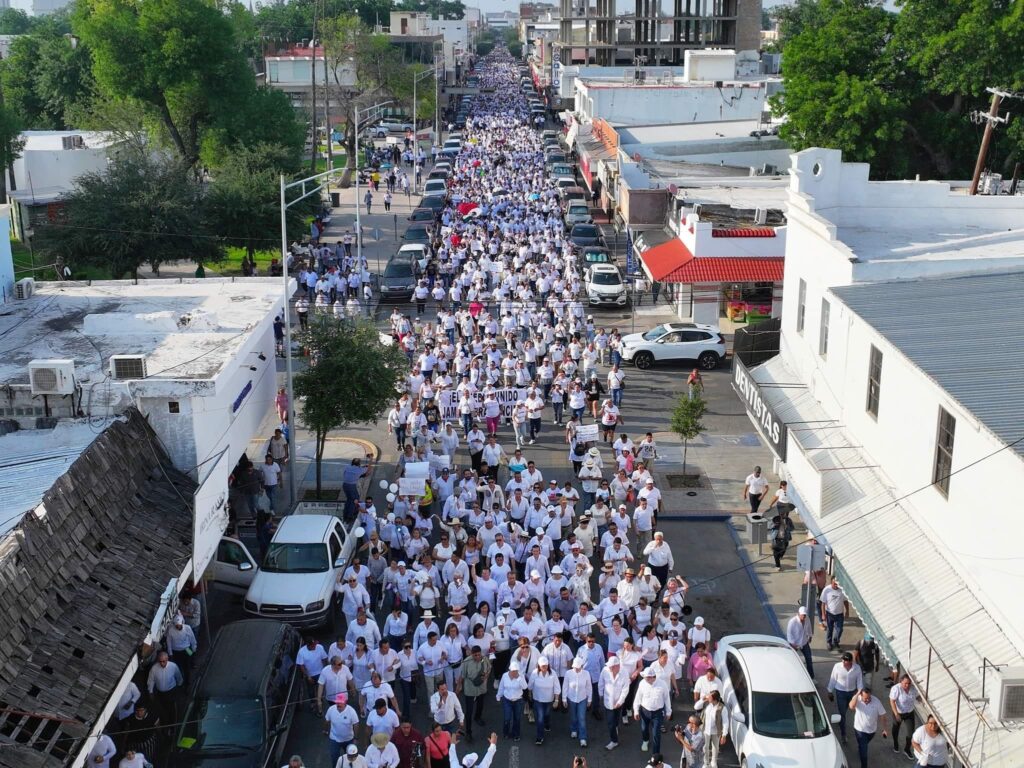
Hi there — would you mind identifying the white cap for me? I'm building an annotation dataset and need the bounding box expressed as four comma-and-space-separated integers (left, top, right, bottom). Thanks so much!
398, 560, 407, 567
798, 606, 807, 616
551, 565, 563, 574
462, 754, 481, 767
538, 656, 549, 667
530, 569, 541, 579
536, 527, 545, 535
509, 661, 521, 672
387, 512, 396, 522
606, 655, 620, 667
644, 667, 657, 678
694, 616, 705, 626
347, 745, 360, 756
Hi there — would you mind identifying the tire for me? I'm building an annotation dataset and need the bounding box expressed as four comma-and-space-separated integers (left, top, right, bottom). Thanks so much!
698, 351, 720, 370
634, 351, 654, 370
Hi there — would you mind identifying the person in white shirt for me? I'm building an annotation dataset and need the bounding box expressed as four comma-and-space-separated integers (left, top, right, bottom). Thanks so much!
448, 732, 498, 768
828, 652, 864, 743
742, 465, 769, 515
701, 690, 729, 768
527, 656, 561, 744
430, 681, 465, 733
563, 657, 593, 747
692, 667, 723, 711
318, 656, 355, 714
786, 606, 814, 678
642, 532, 673, 587
598, 655, 630, 750
850, 688, 888, 766
337, 743, 367, 768
366, 698, 401, 737
890, 674, 920, 757
297, 638, 330, 707
496, 661, 529, 740
87, 734, 116, 768
116, 749, 149, 768
632, 667, 671, 754
912, 716, 948, 768
324, 694, 360, 766
365, 731, 401, 768
819, 577, 851, 650
337, 575, 371, 630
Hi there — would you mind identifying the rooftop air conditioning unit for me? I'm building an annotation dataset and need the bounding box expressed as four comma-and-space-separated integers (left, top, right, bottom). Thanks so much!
61, 134, 85, 150
109, 354, 148, 380
28, 359, 76, 396
990, 667, 1024, 721
692, 203, 702, 217
754, 208, 767, 225
15, 277, 34, 299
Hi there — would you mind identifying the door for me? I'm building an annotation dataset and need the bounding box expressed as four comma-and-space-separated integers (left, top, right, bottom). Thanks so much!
656, 331, 684, 360
724, 651, 750, 747
212, 537, 258, 593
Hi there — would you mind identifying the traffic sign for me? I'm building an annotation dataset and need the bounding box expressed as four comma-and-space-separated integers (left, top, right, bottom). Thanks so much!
371, 228, 384, 241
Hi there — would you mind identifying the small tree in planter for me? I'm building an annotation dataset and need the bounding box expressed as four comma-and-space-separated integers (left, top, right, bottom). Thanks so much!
671, 394, 707, 476
294, 316, 407, 498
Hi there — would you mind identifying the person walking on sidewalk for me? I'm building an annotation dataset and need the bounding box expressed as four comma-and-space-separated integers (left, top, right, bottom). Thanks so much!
384, 191, 393, 212
827, 652, 863, 744
365, 189, 373, 215
686, 369, 704, 401
889, 674, 919, 759
819, 577, 851, 650
742, 466, 768, 515
786, 607, 814, 679
849, 688, 888, 768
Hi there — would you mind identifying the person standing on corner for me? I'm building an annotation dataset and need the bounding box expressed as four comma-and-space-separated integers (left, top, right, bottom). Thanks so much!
786, 606, 815, 679
742, 465, 768, 516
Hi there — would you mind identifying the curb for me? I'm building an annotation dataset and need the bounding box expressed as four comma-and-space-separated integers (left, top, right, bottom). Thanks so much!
725, 519, 784, 637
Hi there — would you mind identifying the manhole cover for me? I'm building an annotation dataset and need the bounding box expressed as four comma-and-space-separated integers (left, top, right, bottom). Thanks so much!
686, 491, 698, 496
666, 473, 706, 489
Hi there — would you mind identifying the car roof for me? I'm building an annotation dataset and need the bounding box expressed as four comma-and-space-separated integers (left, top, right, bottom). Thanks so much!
198, 620, 289, 697
721, 634, 814, 693
665, 322, 720, 332
591, 263, 620, 273
398, 244, 428, 253
273, 514, 335, 543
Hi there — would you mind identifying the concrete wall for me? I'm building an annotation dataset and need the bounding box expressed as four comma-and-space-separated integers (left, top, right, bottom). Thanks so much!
734, 0, 763, 52
12, 147, 109, 197
576, 80, 767, 126
683, 50, 736, 82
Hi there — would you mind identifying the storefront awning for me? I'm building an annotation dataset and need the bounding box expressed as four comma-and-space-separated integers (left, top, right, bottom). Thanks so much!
640, 238, 785, 284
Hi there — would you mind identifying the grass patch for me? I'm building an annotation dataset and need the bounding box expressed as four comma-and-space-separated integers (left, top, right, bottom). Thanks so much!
203, 246, 283, 277
11, 239, 112, 281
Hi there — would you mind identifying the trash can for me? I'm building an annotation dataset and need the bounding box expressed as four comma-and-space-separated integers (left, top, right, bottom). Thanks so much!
330, 191, 341, 208
748, 513, 767, 545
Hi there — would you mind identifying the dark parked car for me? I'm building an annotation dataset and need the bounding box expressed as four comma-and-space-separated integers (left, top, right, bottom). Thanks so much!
408, 207, 437, 223
416, 195, 447, 215
380, 253, 419, 301
170, 620, 300, 768
403, 223, 433, 246
570, 223, 606, 249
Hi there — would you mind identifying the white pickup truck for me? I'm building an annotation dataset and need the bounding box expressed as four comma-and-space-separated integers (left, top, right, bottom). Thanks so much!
210, 503, 363, 630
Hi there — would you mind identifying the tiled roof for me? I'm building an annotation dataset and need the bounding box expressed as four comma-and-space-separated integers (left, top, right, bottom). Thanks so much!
664, 256, 784, 283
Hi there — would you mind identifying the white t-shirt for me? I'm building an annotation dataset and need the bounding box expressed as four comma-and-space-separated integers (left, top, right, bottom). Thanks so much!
745, 473, 769, 495
852, 695, 887, 733
260, 461, 282, 487
912, 725, 948, 766
325, 704, 360, 742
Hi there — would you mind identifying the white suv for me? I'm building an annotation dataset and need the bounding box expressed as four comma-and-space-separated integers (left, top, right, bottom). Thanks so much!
585, 263, 628, 307
714, 634, 846, 768
619, 322, 725, 370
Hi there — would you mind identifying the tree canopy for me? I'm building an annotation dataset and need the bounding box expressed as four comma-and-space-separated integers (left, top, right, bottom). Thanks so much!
772, 0, 1024, 179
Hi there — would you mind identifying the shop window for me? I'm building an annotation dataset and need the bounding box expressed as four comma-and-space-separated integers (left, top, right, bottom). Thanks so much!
865, 346, 882, 418
933, 407, 956, 497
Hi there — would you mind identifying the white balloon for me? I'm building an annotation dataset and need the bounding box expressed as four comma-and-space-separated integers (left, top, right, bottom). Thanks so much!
354, 527, 366, 538
386, 493, 396, 503
389, 483, 399, 493
379, 480, 389, 490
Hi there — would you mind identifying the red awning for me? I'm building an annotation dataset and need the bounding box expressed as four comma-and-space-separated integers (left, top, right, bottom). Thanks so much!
639, 238, 691, 282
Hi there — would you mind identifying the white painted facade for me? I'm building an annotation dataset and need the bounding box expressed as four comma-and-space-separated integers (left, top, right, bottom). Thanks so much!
8, 0, 67, 14
11, 131, 120, 201
682, 49, 736, 82
574, 78, 770, 127
739, 148, 1024, 766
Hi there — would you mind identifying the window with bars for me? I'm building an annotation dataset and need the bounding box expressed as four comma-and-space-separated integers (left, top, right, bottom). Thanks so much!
866, 346, 882, 418
933, 407, 956, 497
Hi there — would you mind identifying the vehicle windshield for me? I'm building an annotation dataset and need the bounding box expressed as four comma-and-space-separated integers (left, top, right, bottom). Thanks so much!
751, 691, 831, 739
591, 272, 621, 286
384, 262, 413, 278
584, 252, 609, 263
574, 225, 598, 237
569, 205, 589, 214
179, 697, 264, 752
406, 227, 430, 238
642, 324, 668, 341
262, 542, 330, 573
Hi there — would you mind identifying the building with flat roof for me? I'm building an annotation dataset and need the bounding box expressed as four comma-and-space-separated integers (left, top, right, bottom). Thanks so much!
263, 44, 357, 113
734, 148, 1024, 768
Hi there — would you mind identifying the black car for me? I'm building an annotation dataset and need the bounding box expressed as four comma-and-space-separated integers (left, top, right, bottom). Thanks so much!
570, 223, 606, 249
403, 223, 433, 246
380, 253, 419, 301
408, 207, 437, 223
170, 620, 300, 768
416, 195, 447, 215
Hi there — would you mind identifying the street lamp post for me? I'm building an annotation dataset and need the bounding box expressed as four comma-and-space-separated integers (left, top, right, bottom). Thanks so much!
354, 100, 393, 277
279, 165, 345, 507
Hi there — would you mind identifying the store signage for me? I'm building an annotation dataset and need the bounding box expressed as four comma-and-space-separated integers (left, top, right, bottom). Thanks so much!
732, 357, 788, 461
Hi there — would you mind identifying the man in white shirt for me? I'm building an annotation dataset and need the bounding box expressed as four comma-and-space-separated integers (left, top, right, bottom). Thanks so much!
632, 667, 671, 754
260, 453, 282, 512
786, 606, 814, 678
430, 681, 465, 733
692, 667, 723, 711
742, 465, 768, 515
701, 690, 729, 768
297, 637, 329, 708
827, 652, 864, 743
850, 688, 888, 767
324, 694, 360, 766
599, 655, 630, 750
317, 656, 355, 714
890, 674, 920, 758
642, 532, 673, 587
819, 577, 851, 650
912, 716, 948, 768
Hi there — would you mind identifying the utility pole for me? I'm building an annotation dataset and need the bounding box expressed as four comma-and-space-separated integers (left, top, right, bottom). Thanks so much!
969, 88, 1019, 195
308, 2, 320, 174
322, 0, 332, 176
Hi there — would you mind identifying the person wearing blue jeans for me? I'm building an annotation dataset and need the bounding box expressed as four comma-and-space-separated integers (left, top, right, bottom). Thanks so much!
850, 688, 888, 768
342, 457, 372, 522
828, 652, 864, 744
497, 664, 528, 741
529, 659, 559, 744
564, 661, 592, 745
633, 668, 670, 753
819, 578, 850, 650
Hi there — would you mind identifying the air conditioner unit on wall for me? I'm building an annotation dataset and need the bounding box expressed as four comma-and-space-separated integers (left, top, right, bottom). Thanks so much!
990, 667, 1024, 721
28, 359, 76, 396
15, 278, 34, 299
109, 354, 148, 380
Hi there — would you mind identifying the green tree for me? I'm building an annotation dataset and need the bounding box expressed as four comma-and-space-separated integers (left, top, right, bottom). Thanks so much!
670, 395, 706, 475
73, 0, 244, 167
294, 319, 407, 498
204, 143, 308, 264
394, 0, 466, 20
33, 152, 222, 279
202, 85, 306, 171
0, 8, 33, 34
0, 104, 25, 200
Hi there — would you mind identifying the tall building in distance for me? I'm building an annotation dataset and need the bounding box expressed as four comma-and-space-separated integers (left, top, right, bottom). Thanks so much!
556, 0, 761, 66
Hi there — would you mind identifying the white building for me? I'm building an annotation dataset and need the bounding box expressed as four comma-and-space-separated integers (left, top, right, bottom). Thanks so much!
263, 45, 357, 113
738, 148, 1024, 768
7, 0, 68, 14
0, 278, 288, 485
389, 12, 470, 70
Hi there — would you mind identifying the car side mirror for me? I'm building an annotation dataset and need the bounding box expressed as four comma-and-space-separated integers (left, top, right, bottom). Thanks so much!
830, 713, 842, 724
732, 709, 746, 725
238, 562, 253, 572
334, 557, 347, 569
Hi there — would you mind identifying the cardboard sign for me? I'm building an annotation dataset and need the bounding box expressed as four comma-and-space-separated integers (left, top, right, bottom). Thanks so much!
405, 461, 430, 478
576, 423, 599, 442
398, 477, 427, 497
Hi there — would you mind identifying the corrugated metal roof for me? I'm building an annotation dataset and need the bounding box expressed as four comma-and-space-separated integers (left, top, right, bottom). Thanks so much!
0, 421, 112, 535
749, 356, 1024, 768
831, 272, 1024, 457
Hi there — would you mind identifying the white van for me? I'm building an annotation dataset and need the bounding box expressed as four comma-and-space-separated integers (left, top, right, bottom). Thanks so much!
210, 506, 362, 630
